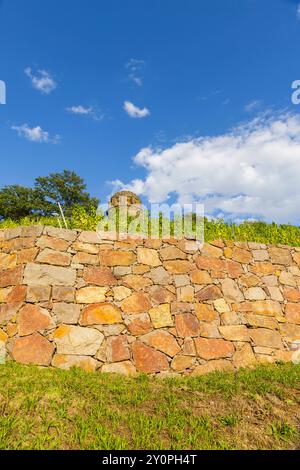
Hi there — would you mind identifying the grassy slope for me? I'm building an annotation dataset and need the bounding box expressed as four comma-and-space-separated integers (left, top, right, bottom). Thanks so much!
0, 362, 299, 450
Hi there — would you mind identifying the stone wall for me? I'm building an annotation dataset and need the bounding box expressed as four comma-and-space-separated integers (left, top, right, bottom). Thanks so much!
0, 225, 300, 376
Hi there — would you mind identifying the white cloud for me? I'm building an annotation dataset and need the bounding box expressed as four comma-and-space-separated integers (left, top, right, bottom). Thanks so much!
298, 3, 300, 19
11, 124, 59, 143
66, 105, 104, 121
126, 59, 145, 86
124, 101, 150, 119
244, 100, 262, 112
25, 67, 57, 94
111, 112, 300, 224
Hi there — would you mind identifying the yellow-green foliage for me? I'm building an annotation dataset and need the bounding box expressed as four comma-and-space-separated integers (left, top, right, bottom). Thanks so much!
1, 208, 300, 246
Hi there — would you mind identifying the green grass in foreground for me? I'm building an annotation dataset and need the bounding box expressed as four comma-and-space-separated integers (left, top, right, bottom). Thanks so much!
0, 362, 299, 450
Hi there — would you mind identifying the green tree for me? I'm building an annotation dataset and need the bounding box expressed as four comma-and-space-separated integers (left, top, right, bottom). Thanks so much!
0, 185, 44, 220
34, 170, 99, 217
0, 170, 99, 220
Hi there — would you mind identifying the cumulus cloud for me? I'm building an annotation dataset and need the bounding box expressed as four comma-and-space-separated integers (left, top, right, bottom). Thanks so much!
11, 124, 59, 143
124, 101, 150, 119
126, 58, 145, 86
66, 105, 104, 121
25, 67, 57, 94
298, 3, 300, 18
111, 112, 300, 224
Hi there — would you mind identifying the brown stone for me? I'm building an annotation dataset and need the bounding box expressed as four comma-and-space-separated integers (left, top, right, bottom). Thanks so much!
279, 271, 296, 287
267, 286, 283, 302
280, 323, 300, 342
195, 337, 234, 360
164, 260, 192, 274
148, 266, 172, 285
194, 304, 218, 322
52, 286, 75, 302
201, 243, 223, 258
199, 323, 220, 338
243, 314, 278, 330
132, 341, 169, 373
232, 247, 252, 264
17, 248, 39, 264
0, 303, 22, 325
292, 252, 300, 268
160, 246, 187, 260
0, 253, 17, 269
269, 247, 292, 265
127, 314, 153, 336
219, 325, 249, 342
101, 361, 137, 376
53, 303, 81, 324
72, 252, 99, 265
81, 303, 122, 325
221, 279, 244, 302
2, 237, 36, 252
150, 286, 175, 304
240, 274, 261, 287
122, 274, 152, 290
37, 235, 70, 251
0, 266, 23, 288
12, 333, 54, 366
27, 285, 51, 303
190, 270, 212, 284
171, 355, 195, 371
142, 331, 180, 357
226, 260, 244, 278
192, 360, 234, 376
244, 287, 266, 300
132, 264, 150, 275
52, 354, 97, 372
137, 247, 161, 266
250, 262, 275, 276
285, 304, 300, 325
100, 250, 136, 266
196, 256, 226, 272
221, 311, 241, 325
252, 250, 269, 261
149, 304, 173, 328
182, 338, 196, 356
283, 287, 300, 302
76, 286, 107, 304
83, 266, 117, 286
6, 285, 26, 303
196, 285, 222, 301
177, 286, 194, 302
239, 300, 283, 319
72, 240, 99, 254
44, 227, 78, 242
121, 292, 151, 314
54, 325, 103, 355
37, 249, 71, 266
23, 263, 76, 287
250, 328, 283, 349
18, 304, 52, 336
233, 344, 256, 368
107, 336, 130, 362
175, 313, 199, 337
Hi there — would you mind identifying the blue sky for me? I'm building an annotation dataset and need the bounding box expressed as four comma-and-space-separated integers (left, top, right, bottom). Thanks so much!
1, 0, 300, 223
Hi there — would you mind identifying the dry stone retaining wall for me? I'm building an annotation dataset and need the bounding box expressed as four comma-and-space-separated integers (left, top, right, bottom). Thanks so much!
0, 225, 300, 376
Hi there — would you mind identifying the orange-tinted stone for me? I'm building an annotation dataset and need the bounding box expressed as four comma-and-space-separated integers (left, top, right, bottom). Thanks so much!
142, 331, 180, 357
12, 332, 54, 366
17, 248, 39, 264
127, 314, 153, 336
6, 285, 26, 303
285, 303, 300, 325
175, 313, 199, 337
194, 304, 218, 322
100, 250, 136, 266
196, 256, 226, 272
107, 336, 130, 362
0, 266, 23, 288
194, 338, 234, 360
195, 285, 221, 301
150, 287, 175, 304
18, 304, 52, 336
83, 266, 117, 286
232, 247, 252, 264
164, 260, 193, 274
123, 274, 152, 290
190, 270, 212, 284
132, 341, 169, 373
283, 287, 300, 303
121, 292, 151, 314
81, 303, 122, 325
